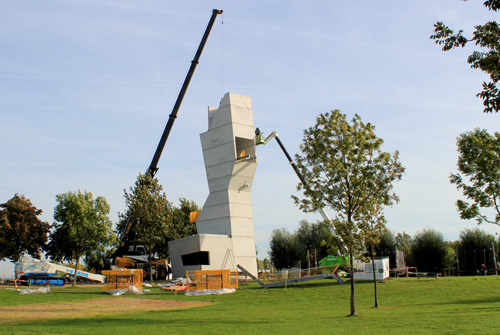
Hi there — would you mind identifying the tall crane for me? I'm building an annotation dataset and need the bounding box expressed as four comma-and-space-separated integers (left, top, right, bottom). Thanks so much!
115, 9, 223, 258
146, 9, 223, 177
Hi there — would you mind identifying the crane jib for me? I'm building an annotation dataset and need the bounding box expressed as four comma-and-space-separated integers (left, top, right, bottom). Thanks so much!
147, 9, 223, 177
116, 9, 223, 257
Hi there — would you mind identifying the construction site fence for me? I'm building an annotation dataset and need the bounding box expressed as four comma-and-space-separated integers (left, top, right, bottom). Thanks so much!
102, 269, 143, 291
258, 265, 341, 285
186, 269, 238, 291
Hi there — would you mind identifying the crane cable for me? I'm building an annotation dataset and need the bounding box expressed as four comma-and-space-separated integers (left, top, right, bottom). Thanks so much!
220, 12, 224, 100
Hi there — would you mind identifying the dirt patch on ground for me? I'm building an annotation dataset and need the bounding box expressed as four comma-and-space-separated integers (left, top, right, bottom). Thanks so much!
0, 297, 213, 324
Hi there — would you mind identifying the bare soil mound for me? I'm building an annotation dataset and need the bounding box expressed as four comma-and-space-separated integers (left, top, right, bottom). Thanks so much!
0, 297, 212, 324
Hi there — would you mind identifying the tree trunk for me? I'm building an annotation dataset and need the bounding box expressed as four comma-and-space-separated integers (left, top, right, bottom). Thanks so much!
73, 256, 80, 287
349, 250, 357, 316
371, 244, 379, 308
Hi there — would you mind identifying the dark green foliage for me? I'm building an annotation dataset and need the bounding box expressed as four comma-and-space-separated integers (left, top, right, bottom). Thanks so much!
117, 174, 200, 260
372, 230, 397, 267
431, 0, 500, 113
154, 198, 199, 259
450, 128, 500, 226
411, 228, 448, 273
84, 249, 114, 273
296, 220, 331, 267
269, 227, 301, 270
119, 174, 173, 280
172, 198, 199, 238
269, 221, 332, 270
456, 228, 496, 274
0, 194, 50, 262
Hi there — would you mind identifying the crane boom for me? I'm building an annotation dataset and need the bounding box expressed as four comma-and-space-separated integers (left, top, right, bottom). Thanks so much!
115, 9, 222, 257
255, 129, 342, 239
147, 9, 223, 177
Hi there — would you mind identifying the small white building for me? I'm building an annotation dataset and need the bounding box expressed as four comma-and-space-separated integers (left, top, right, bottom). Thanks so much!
353, 257, 390, 280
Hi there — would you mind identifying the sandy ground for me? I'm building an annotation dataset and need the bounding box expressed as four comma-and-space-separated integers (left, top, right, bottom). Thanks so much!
0, 297, 213, 324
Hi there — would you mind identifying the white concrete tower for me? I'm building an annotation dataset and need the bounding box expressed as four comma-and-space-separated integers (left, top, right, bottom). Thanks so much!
168, 93, 258, 278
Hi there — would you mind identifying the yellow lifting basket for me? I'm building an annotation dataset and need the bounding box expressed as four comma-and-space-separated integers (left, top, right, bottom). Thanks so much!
190, 211, 201, 223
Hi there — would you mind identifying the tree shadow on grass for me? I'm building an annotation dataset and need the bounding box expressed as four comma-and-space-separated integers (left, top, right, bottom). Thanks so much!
441, 297, 500, 306
396, 295, 500, 308
253, 279, 344, 290
6, 312, 273, 332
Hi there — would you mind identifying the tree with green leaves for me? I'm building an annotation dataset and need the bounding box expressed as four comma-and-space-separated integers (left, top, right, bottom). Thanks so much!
296, 220, 331, 268
360, 206, 395, 308
84, 247, 116, 274
431, 0, 500, 113
269, 227, 301, 270
152, 198, 199, 260
119, 173, 173, 281
257, 258, 274, 272
0, 194, 50, 262
172, 198, 199, 239
444, 241, 457, 276
456, 228, 496, 274
411, 228, 447, 274
46, 190, 114, 286
268, 220, 331, 270
395, 232, 413, 266
450, 128, 500, 227
293, 110, 404, 316
373, 229, 397, 266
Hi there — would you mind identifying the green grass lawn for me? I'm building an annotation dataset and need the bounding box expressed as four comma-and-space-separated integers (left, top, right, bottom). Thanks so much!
1, 276, 499, 334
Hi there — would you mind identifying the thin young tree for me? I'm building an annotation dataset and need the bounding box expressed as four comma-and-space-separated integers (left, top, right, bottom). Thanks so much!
361, 204, 387, 308
293, 110, 404, 316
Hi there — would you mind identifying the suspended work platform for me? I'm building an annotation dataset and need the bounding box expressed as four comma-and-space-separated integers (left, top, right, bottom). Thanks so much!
237, 264, 345, 288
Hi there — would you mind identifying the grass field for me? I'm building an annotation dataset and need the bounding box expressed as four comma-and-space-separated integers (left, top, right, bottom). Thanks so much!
1, 276, 499, 334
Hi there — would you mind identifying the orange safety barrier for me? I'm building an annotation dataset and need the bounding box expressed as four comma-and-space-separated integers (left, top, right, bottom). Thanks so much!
102, 268, 143, 291
186, 269, 238, 291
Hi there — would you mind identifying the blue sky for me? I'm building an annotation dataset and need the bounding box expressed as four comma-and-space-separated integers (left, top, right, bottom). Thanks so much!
1, 1, 499, 276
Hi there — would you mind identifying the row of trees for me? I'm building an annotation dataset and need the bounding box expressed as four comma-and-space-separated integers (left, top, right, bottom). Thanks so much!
268, 220, 331, 270
0, 173, 199, 284
269, 224, 499, 275
0, 191, 115, 285
366, 227, 498, 275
